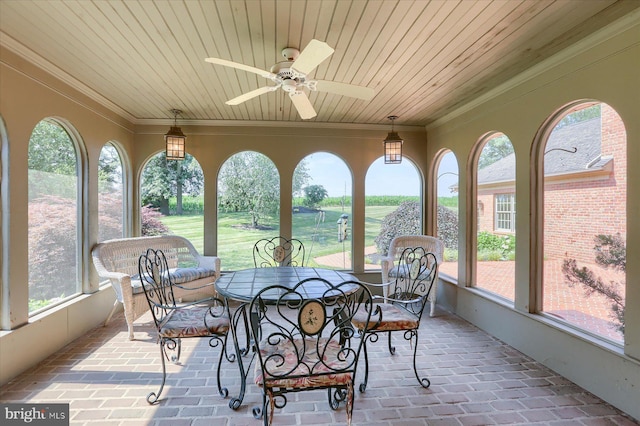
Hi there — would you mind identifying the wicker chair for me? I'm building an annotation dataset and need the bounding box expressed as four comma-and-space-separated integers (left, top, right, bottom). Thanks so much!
138, 248, 232, 404
248, 278, 374, 426
252, 236, 306, 267
92, 235, 220, 340
380, 235, 444, 317
354, 246, 438, 391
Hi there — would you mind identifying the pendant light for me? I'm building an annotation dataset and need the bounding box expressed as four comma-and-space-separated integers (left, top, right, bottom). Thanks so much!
165, 108, 186, 160
383, 115, 403, 164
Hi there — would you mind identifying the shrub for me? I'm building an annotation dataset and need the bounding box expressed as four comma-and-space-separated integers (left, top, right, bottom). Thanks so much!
374, 201, 420, 256
437, 205, 458, 250
477, 231, 515, 260
141, 205, 170, 236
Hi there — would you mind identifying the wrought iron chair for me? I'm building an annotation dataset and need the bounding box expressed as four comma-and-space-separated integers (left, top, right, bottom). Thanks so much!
381, 235, 444, 317
138, 248, 232, 404
253, 236, 306, 267
248, 278, 374, 426
353, 246, 438, 391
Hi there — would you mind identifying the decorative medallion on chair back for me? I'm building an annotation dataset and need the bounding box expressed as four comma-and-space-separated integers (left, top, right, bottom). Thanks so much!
353, 246, 438, 391
248, 278, 373, 426
253, 236, 306, 267
138, 248, 232, 405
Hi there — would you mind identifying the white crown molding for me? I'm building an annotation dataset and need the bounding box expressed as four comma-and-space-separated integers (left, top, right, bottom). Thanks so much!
0, 31, 137, 123
135, 117, 424, 132
426, 8, 640, 131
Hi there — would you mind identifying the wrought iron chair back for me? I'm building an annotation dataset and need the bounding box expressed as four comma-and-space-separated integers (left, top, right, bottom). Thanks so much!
138, 248, 232, 405
353, 246, 438, 391
248, 278, 374, 426
139, 248, 177, 325
386, 246, 438, 318
252, 236, 306, 267
381, 235, 444, 317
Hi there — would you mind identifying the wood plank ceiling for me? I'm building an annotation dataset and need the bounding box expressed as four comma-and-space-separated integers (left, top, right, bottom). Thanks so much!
0, 0, 637, 126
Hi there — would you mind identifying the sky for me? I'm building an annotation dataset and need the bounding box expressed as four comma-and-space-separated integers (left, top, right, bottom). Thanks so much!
301, 151, 459, 197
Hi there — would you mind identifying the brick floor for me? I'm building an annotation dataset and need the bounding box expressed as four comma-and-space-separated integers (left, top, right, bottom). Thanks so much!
1, 308, 637, 425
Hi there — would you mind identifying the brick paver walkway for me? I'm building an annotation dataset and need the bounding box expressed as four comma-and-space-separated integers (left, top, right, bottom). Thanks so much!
439, 259, 625, 341
1, 308, 636, 425
315, 250, 625, 342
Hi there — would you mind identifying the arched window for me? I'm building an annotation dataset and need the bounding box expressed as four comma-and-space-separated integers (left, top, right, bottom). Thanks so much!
541, 102, 626, 343
365, 157, 421, 269
140, 152, 205, 248
435, 150, 459, 279
292, 152, 352, 270
474, 132, 516, 301
217, 151, 279, 271
28, 119, 81, 313
98, 142, 124, 241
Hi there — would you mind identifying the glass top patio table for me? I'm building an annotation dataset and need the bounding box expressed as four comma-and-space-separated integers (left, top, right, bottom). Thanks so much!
215, 266, 357, 302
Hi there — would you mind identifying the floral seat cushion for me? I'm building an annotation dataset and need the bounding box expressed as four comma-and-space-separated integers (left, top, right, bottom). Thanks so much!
352, 303, 419, 332
159, 304, 230, 339
254, 337, 353, 389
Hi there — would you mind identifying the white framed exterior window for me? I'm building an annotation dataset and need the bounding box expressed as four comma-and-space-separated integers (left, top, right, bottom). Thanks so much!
495, 193, 515, 233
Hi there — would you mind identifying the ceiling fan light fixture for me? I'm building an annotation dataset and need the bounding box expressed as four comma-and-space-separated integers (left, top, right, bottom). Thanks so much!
165, 109, 186, 160
384, 115, 403, 164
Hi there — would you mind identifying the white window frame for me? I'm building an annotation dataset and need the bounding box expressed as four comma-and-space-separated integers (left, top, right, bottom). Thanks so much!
495, 193, 515, 233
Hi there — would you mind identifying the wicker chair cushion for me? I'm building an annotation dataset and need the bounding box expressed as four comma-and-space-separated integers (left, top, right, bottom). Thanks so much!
158, 304, 230, 338
254, 337, 353, 389
131, 267, 217, 294
387, 265, 433, 281
352, 303, 419, 332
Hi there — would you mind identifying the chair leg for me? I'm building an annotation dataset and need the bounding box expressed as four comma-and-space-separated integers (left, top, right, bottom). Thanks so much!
387, 330, 396, 355
122, 304, 136, 341
430, 299, 436, 317
147, 338, 168, 404
346, 383, 354, 426
410, 330, 430, 388
358, 332, 375, 392
104, 300, 119, 326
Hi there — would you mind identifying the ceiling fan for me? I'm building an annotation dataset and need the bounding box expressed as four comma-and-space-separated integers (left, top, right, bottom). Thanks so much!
205, 39, 375, 120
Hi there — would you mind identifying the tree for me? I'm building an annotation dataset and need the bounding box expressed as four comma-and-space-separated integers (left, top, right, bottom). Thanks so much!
140, 153, 203, 215
562, 234, 626, 334
478, 134, 514, 169
28, 119, 76, 176
303, 184, 328, 209
554, 104, 601, 130
218, 152, 279, 228
218, 152, 310, 228
98, 143, 122, 189
293, 159, 310, 197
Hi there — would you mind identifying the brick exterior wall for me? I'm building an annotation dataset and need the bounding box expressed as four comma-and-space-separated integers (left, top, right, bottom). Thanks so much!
477, 104, 626, 264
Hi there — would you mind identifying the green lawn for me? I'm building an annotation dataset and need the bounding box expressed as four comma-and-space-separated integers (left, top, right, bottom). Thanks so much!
159, 205, 398, 271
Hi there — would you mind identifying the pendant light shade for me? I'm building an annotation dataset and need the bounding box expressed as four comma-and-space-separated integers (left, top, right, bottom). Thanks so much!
165, 109, 186, 160
383, 115, 403, 164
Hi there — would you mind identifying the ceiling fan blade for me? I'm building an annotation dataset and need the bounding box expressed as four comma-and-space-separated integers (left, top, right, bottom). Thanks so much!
291, 39, 334, 75
226, 86, 278, 105
314, 80, 375, 101
288, 91, 317, 120
205, 57, 275, 78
